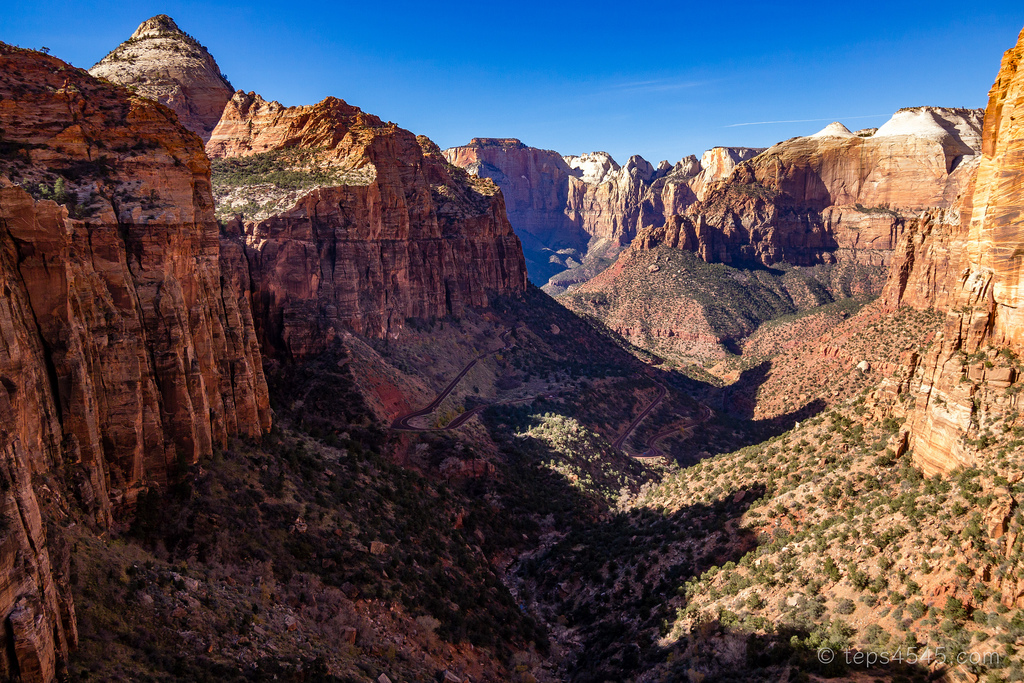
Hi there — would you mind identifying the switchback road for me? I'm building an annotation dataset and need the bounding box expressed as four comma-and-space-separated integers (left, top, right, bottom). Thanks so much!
391, 330, 514, 431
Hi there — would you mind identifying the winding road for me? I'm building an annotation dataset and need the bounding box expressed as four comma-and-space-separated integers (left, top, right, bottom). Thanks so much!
631, 403, 715, 459
391, 330, 516, 431
390, 330, 714, 453
612, 379, 667, 450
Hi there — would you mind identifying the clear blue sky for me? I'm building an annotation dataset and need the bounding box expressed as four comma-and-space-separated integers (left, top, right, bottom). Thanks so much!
3, 1, 1023, 164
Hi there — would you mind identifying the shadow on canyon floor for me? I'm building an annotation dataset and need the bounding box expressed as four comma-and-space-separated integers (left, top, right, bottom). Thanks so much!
647, 358, 827, 466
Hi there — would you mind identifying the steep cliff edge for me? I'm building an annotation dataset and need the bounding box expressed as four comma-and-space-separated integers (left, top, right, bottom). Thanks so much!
883, 29, 1024, 475
208, 93, 528, 356
89, 15, 233, 142
442, 138, 586, 284
0, 43, 270, 680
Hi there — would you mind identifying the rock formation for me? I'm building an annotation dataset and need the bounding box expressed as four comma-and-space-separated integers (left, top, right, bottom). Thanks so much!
0, 43, 271, 679
642, 107, 984, 270
208, 94, 528, 357
883, 28, 1024, 475
450, 107, 981, 294
564, 154, 659, 246
683, 146, 764, 203
443, 139, 759, 289
442, 139, 586, 284
560, 107, 984, 364
89, 15, 233, 141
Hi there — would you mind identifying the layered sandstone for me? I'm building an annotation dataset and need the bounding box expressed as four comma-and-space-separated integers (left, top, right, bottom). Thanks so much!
0, 44, 271, 680
443, 139, 758, 288
564, 154, 660, 247
442, 139, 586, 284
888, 29, 1024, 475
686, 146, 763, 202
209, 94, 528, 356
560, 108, 983, 365
442, 139, 581, 246
658, 107, 984, 269
89, 15, 233, 141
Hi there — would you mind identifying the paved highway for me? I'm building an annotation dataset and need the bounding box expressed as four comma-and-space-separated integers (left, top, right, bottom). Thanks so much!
391, 330, 514, 431
612, 380, 668, 450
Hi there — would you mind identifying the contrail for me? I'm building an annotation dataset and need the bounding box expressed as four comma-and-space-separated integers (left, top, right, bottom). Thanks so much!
725, 114, 887, 128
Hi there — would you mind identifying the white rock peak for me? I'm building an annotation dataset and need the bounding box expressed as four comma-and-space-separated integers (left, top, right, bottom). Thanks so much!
809, 121, 856, 139
130, 14, 184, 40
564, 152, 620, 185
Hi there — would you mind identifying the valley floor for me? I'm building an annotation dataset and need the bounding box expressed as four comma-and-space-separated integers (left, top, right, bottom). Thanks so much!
60, 288, 1024, 683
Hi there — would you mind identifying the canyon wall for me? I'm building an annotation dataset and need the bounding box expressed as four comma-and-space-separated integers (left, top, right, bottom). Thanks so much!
559, 108, 982, 362
883, 29, 1024, 476
443, 139, 755, 289
450, 109, 981, 293
209, 94, 528, 357
442, 138, 582, 248
0, 43, 271, 680
637, 108, 983, 270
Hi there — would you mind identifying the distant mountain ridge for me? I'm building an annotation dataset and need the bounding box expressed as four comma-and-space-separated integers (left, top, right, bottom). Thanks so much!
443, 138, 761, 291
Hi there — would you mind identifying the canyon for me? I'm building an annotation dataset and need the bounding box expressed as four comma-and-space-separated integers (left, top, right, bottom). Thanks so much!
0, 17, 527, 680
443, 138, 761, 292
561, 106, 985, 364
0, 11, 1023, 683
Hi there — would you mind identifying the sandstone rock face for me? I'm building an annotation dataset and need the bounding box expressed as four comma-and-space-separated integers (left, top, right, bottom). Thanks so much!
687, 147, 763, 201
443, 139, 761, 289
889, 29, 1024, 475
210, 96, 527, 356
666, 107, 983, 269
561, 108, 983, 368
89, 15, 233, 142
553, 107, 978, 294
0, 437, 75, 683
0, 44, 271, 679
564, 154, 658, 246
442, 139, 585, 283
881, 208, 969, 313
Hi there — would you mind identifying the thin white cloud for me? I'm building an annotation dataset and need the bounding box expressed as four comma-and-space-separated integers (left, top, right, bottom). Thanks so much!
725, 114, 887, 128
604, 78, 711, 94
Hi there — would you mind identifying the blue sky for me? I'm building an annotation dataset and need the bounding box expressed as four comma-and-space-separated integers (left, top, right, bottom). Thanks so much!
3, 1, 1023, 163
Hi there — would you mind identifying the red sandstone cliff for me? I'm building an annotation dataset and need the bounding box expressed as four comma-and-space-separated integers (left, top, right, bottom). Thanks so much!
882, 29, 1024, 476
442, 139, 587, 284
443, 139, 755, 290
648, 108, 983, 269
0, 44, 270, 679
208, 94, 528, 357
559, 108, 983, 363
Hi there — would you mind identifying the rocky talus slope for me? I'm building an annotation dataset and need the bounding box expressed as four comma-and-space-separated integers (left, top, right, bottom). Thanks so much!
0, 43, 271, 680
882, 28, 1024, 476
443, 138, 757, 290
89, 14, 233, 141
207, 93, 528, 356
